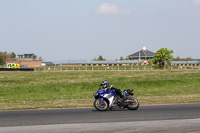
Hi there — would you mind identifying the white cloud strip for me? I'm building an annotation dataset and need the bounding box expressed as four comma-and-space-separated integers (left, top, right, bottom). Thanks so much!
95, 3, 131, 15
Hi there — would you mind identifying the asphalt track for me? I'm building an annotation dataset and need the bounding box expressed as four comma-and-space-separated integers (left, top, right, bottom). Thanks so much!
0, 103, 200, 133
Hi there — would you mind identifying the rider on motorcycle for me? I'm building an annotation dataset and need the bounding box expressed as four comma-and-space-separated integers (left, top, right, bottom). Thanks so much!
100, 80, 124, 98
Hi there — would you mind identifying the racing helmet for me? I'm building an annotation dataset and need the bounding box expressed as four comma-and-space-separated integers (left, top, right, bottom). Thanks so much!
100, 80, 109, 88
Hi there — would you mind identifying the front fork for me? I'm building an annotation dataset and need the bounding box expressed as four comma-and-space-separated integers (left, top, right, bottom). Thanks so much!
99, 97, 104, 102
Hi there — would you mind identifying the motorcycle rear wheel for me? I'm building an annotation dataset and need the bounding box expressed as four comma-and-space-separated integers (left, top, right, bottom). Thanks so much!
94, 99, 108, 111
127, 97, 139, 110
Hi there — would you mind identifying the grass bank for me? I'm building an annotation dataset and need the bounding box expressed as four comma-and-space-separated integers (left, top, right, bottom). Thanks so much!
0, 70, 200, 110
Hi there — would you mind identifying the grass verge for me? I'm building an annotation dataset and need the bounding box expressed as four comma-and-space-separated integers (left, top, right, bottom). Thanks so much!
0, 70, 200, 110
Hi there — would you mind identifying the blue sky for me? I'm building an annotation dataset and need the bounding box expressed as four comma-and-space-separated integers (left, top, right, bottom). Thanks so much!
0, 0, 200, 61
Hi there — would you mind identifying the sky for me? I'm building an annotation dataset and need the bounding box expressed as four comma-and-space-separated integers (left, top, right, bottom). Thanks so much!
0, 0, 200, 62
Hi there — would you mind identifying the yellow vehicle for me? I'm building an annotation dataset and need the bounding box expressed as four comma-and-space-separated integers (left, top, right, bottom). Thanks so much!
7, 63, 20, 68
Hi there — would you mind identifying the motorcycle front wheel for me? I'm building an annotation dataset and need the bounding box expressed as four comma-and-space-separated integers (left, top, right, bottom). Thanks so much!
127, 97, 139, 110
94, 98, 108, 111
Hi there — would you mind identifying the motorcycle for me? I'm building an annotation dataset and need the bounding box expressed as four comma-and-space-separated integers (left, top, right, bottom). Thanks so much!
94, 88, 139, 111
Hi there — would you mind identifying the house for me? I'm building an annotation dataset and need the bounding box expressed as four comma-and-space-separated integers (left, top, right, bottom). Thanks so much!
6, 53, 42, 68
127, 47, 155, 65
127, 47, 155, 60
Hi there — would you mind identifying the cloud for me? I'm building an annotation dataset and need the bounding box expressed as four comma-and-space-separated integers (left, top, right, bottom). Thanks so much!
193, 0, 200, 5
95, 3, 131, 15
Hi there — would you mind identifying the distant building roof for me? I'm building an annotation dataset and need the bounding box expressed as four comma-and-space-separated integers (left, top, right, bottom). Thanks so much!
128, 49, 155, 57
171, 61, 200, 64
17, 53, 35, 56
42, 62, 55, 66
62, 60, 141, 65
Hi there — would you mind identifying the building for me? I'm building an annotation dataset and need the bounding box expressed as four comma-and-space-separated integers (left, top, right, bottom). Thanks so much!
170, 61, 200, 66
6, 53, 42, 68
61, 60, 142, 66
127, 47, 155, 60
127, 47, 155, 65
17, 53, 37, 60
41, 62, 55, 66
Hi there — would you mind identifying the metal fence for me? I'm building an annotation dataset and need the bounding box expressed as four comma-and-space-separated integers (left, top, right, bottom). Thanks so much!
34, 66, 200, 71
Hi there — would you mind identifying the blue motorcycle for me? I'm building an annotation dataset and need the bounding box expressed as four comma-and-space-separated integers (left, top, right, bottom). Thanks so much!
94, 88, 139, 111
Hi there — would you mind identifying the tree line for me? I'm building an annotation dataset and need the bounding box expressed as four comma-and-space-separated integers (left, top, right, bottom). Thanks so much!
0, 52, 16, 66
173, 56, 200, 61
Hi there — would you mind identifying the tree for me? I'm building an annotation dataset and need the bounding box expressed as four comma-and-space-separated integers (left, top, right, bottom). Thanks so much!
0, 51, 16, 65
125, 57, 129, 60
120, 56, 124, 60
0, 52, 9, 65
0, 53, 2, 66
153, 48, 173, 68
10, 52, 16, 58
185, 57, 194, 61
39, 56, 43, 61
97, 55, 105, 61
173, 56, 181, 61
173, 56, 198, 61
148, 59, 153, 65
33, 54, 37, 59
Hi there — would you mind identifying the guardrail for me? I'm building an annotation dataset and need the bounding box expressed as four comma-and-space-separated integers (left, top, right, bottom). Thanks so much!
34, 66, 200, 71
0, 68, 35, 71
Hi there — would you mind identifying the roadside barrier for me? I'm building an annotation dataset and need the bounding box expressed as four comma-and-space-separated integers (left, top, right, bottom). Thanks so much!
34, 66, 200, 72
0, 68, 34, 71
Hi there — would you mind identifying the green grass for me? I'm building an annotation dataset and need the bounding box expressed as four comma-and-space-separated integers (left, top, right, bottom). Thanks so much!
0, 70, 200, 110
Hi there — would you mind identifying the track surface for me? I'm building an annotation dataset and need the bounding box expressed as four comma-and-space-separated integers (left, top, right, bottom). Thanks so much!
0, 103, 200, 132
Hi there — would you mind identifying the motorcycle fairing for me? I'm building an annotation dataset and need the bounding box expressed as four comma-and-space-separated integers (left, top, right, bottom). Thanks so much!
95, 89, 116, 108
